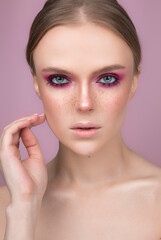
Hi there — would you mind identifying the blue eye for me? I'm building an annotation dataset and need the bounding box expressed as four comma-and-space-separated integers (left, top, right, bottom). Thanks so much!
96, 74, 120, 87
97, 75, 118, 84
48, 76, 69, 85
45, 73, 121, 88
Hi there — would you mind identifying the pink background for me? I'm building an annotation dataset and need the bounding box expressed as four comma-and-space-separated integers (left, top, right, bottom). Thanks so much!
0, 0, 161, 186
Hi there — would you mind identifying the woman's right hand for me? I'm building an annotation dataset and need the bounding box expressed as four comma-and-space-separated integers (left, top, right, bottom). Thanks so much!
0, 113, 48, 204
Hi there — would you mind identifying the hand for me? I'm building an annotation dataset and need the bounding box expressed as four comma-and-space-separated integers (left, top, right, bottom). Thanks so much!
0, 113, 48, 203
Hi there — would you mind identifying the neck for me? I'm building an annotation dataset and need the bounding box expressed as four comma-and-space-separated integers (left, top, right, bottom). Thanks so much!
53, 133, 131, 189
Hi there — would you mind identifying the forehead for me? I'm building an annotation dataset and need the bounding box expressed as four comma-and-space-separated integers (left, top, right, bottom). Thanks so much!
33, 22, 134, 73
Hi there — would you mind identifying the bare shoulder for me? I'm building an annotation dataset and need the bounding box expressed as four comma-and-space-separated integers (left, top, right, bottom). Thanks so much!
130, 152, 161, 207
0, 185, 11, 239
147, 162, 161, 230
129, 150, 161, 180
127, 151, 161, 232
128, 150, 161, 196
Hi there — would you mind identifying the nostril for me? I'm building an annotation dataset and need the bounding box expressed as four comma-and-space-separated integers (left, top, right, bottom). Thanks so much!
77, 104, 94, 112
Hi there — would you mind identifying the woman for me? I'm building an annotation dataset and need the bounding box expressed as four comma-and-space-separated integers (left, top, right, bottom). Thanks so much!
0, 0, 161, 239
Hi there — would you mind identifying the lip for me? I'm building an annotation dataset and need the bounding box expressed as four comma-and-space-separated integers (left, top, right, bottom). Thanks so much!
70, 122, 101, 138
70, 121, 101, 129
70, 128, 100, 138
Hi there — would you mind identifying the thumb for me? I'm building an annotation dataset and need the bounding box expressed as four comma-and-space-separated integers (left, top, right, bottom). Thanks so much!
20, 127, 43, 160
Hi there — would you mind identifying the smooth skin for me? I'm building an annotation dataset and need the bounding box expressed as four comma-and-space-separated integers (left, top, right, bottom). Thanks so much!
0, 22, 161, 240
0, 114, 47, 202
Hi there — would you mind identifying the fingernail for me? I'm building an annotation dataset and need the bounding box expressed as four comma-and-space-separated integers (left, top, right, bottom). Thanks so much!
39, 113, 45, 117
27, 114, 38, 119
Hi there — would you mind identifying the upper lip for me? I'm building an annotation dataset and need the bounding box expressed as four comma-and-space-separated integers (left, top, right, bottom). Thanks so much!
70, 122, 101, 129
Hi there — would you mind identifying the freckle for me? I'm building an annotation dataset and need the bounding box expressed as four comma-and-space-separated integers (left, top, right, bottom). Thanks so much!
87, 155, 91, 158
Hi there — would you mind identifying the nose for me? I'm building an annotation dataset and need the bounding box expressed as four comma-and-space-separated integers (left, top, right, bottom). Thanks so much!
75, 82, 94, 112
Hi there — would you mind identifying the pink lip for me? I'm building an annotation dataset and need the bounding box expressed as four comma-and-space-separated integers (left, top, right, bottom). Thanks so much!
71, 121, 100, 129
70, 128, 100, 138
70, 122, 101, 138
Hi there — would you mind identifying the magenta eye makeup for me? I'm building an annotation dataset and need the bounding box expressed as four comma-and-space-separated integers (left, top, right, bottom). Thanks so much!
44, 74, 71, 88
96, 72, 124, 88
42, 71, 125, 88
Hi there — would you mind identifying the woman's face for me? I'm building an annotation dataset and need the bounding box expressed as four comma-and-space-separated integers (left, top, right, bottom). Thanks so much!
32, 22, 140, 155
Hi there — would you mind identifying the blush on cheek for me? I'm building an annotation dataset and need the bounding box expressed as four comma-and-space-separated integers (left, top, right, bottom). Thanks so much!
43, 98, 61, 115
114, 94, 128, 108
41, 91, 69, 124
40, 91, 58, 114
42, 98, 62, 135
113, 96, 129, 128
105, 91, 129, 119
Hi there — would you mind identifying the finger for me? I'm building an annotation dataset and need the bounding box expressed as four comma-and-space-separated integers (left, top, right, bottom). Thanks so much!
0, 114, 45, 173
0, 115, 45, 182
28, 115, 46, 129
20, 127, 44, 160
1, 114, 45, 147
2, 113, 45, 133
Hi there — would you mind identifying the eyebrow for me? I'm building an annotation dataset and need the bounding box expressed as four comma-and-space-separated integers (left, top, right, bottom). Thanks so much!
42, 64, 126, 78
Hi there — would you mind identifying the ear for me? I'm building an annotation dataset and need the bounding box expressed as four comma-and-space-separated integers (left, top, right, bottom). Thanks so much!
30, 69, 42, 99
128, 66, 141, 101
33, 76, 42, 99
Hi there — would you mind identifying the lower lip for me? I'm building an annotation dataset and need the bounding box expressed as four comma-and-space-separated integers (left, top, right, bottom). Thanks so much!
70, 128, 100, 138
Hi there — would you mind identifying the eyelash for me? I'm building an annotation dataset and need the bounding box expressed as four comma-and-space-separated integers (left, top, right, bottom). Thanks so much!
45, 73, 120, 88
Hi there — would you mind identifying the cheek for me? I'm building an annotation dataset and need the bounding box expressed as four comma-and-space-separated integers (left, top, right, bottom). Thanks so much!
102, 87, 130, 123
113, 92, 129, 113
40, 89, 69, 130
41, 94, 60, 114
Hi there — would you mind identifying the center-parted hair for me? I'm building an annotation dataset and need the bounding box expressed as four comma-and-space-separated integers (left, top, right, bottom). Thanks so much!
26, 0, 142, 75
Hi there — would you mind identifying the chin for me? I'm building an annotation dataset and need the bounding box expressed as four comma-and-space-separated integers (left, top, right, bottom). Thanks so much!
65, 141, 103, 157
